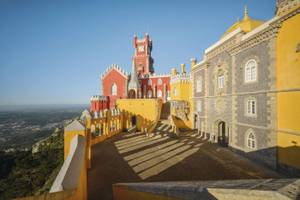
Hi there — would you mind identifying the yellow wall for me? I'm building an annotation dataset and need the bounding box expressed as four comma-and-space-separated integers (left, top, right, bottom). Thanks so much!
64, 129, 86, 159
276, 12, 300, 170
116, 99, 161, 131
62, 129, 88, 200
170, 77, 193, 128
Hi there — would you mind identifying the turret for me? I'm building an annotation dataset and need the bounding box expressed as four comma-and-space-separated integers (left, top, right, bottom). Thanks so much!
171, 68, 177, 76
190, 58, 197, 68
181, 64, 186, 74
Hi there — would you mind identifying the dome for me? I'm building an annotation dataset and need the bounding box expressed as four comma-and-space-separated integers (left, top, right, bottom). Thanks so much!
222, 6, 264, 38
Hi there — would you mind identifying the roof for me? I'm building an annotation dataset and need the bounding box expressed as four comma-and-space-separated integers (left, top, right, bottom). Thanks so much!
101, 64, 128, 80
65, 119, 85, 131
222, 6, 264, 38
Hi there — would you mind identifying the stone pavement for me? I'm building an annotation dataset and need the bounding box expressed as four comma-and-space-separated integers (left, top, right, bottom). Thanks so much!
88, 132, 282, 200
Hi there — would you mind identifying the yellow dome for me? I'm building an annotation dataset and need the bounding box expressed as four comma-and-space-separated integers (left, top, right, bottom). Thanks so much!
222, 6, 264, 37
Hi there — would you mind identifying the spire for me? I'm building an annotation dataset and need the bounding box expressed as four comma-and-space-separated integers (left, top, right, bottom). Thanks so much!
128, 60, 140, 92
243, 5, 249, 20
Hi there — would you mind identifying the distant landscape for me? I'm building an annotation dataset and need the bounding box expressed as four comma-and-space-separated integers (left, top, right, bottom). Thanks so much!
0, 105, 87, 199
0, 104, 87, 151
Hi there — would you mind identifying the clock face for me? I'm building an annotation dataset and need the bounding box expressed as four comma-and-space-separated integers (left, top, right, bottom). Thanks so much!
138, 45, 144, 52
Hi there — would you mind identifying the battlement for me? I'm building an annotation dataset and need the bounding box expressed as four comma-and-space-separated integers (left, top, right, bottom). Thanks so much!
100, 64, 128, 80
90, 95, 109, 101
92, 108, 122, 119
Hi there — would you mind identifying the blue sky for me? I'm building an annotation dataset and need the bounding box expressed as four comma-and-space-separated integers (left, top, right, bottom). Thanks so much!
0, 0, 275, 105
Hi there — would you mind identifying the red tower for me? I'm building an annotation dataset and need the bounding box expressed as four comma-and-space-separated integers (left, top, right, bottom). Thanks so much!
133, 33, 154, 77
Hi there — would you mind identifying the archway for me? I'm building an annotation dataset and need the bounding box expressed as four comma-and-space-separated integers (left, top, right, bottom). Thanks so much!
193, 114, 198, 130
131, 115, 137, 126
147, 90, 153, 98
217, 121, 228, 147
128, 90, 136, 99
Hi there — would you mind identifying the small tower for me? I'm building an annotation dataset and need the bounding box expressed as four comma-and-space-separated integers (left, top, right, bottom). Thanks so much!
128, 60, 140, 98
133, 33, 154, 76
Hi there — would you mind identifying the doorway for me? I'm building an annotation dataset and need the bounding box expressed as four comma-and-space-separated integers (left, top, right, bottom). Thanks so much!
217, 121, 228, 147
131, 115, 137, 127
193, 114, 198, 130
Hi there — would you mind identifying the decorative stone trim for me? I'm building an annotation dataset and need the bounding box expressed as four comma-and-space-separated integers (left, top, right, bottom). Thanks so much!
101, 64, 128, 80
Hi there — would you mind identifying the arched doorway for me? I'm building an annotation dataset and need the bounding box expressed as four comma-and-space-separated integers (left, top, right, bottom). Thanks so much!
217, 121, 228, 147
131, 115, 137, 127
147, 90, 153, 98
128, 90, 136, 99
193, 114, 198, 130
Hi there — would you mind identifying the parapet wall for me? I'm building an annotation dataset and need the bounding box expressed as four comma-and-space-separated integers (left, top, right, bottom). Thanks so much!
113, 179, 300, 200
116, 99, 162, 131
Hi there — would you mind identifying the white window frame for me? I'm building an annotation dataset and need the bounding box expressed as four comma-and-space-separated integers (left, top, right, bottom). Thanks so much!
196, 77, 202, 93
111, 83, 117, 96
246, 130, 256, 150
217, 75, 224, 89
173, 87, 177, 97
245, 98, 257, 117
157, 78, 163, 85
157, 90, 162, 98
244, 59, 257, 83
147, 90, 152, 98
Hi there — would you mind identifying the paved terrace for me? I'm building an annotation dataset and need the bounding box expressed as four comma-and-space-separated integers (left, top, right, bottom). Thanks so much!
88, 132, 282, 200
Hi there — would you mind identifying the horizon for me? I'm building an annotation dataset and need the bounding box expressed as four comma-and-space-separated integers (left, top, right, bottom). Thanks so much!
0, 0, 275, 105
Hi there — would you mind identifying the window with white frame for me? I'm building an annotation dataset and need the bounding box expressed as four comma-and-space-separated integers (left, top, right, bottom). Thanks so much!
196, 77, 202, 93
147, 90, 152, 98
246, 98, 256, 116
196, 100, 202, 112
157, 90, 162, 97
247, 131, 256, 149
173, 87, 177, 97
245, 59, 257, 83
111, 83, 117, 95
158, 78, 162, 85
218, 75, 224, 89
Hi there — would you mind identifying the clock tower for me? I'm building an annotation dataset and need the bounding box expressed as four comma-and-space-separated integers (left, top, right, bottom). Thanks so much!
133, 33, 154, 77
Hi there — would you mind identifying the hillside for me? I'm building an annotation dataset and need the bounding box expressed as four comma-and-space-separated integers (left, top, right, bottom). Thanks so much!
0, 129, 64, 200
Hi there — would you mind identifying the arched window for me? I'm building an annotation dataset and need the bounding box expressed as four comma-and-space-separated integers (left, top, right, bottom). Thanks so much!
111, 83, 117, 96
157, 90, 162, 97
245, 97, 256, 117
245, 59, 257, 82
147, 90, 152, 98
247, 131, 256, 149
173, 87, 177, 97
157, 78, 162, 85
148, 79, 152, 86
217, 74, 224, 89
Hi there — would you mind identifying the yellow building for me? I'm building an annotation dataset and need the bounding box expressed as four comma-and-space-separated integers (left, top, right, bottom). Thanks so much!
169, 62, 194, 128
276, 0, 300, 173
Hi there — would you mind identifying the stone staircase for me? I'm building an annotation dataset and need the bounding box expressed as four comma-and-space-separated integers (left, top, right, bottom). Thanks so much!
148, 102, 194, 138
127, 125, 137, 134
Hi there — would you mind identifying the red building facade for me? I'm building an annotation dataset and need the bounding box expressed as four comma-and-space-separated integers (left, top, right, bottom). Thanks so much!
90, 95, 109, 112
90, 33, 170, 111
101, 64, 128, 108
139, 75, 170, 102
133, 33, 154, 76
